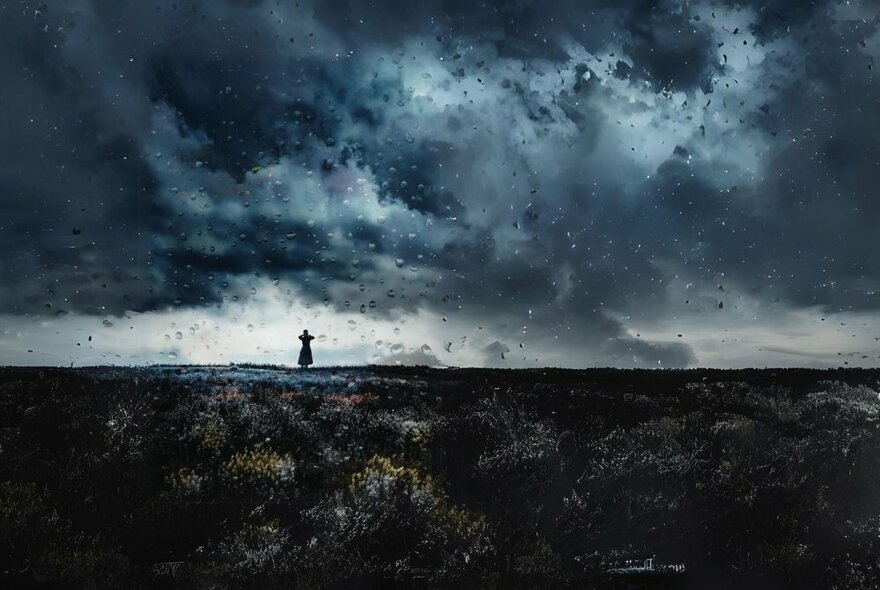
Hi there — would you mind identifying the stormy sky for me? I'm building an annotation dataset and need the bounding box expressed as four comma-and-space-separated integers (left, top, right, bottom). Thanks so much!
2, 0, 879, 368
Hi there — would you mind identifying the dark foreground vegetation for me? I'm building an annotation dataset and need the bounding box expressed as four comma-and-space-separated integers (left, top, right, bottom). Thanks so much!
2, 365, 880, 589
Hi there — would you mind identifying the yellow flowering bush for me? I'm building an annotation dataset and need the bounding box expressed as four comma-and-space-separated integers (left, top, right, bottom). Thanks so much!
166, 467, 206, 496
348, 454, 434, 498
220, 446, 295, 491
198, 422, 224, 452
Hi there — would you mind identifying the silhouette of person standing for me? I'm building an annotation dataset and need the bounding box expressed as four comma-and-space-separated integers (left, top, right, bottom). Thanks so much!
298, 329, 315, 368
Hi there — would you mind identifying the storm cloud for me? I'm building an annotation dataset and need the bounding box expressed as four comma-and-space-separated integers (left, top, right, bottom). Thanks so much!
2, 0, 879, 368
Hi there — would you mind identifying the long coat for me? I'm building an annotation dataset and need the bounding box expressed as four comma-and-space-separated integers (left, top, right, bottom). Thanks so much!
298, 334, 315, 366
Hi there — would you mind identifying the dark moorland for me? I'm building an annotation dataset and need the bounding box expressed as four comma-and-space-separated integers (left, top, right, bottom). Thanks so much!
2, 365, 880, 589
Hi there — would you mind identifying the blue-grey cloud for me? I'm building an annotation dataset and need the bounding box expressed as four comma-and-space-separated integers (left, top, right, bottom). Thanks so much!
3, 0, 879, 367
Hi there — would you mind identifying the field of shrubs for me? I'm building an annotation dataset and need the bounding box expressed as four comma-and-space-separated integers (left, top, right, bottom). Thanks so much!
2, 365, 880, 589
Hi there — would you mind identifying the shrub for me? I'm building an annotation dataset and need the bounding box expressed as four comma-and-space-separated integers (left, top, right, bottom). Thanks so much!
219, 446, 296, 494
215, 520, 291, 578
166, 467, 207, 496
302, 454, 494, 584
471, 398, 559, 492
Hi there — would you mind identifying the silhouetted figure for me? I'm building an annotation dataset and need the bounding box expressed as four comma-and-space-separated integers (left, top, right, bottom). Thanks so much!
298, 329, 315, 368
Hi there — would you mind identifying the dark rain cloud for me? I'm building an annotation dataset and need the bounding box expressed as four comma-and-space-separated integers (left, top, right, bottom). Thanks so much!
2, 0, 878, 367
